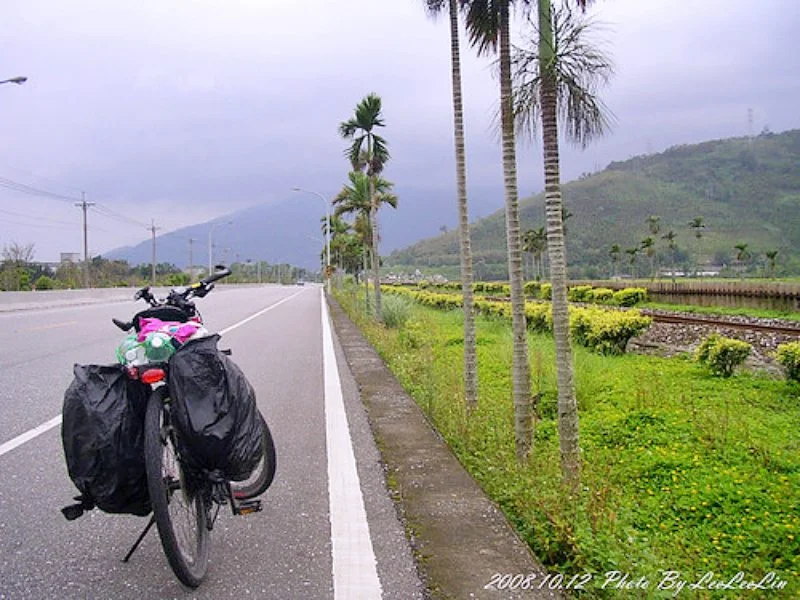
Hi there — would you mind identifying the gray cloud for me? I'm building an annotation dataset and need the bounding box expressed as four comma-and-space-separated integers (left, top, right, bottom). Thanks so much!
1, 0, 798, 262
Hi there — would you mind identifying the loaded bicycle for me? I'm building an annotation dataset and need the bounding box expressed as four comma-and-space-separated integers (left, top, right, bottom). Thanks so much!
62, 266, 276, 588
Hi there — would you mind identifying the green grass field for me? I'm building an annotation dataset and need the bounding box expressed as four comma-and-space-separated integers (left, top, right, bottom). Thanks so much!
336, 288, 799, 598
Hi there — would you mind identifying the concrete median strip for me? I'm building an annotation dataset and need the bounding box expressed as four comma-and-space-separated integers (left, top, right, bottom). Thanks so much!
326, 296, 563, 600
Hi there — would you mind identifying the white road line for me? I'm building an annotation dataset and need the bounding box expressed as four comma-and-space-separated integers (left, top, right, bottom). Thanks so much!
321, 288, 383, 599
0, 415, 62, 458
219, 288, 306, 335
0, 289, 307, 458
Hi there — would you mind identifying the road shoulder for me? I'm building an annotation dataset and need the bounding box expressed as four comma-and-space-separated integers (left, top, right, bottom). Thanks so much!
327, 296, 563, 600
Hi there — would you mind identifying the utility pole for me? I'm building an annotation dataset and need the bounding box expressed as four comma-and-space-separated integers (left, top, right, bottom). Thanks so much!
188, 238, 195, 282
150, 220, 160, 286
257, 260, 262, 284
74, 192, 95, 288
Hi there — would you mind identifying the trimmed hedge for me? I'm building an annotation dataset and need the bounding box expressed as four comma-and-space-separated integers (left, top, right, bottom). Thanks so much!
524, 281, 541, 296
612, 287, 648, 307
776, 342, 800, 382
385, 286, 651, 354
570, 307, 653, 355
590, 287, 615, 303
567, 285, 594, 302
695, 334, 752, 377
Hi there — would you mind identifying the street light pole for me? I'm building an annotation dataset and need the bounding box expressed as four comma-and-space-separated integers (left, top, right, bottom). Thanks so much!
208, 221, 233, 274
292, 187, 331, 294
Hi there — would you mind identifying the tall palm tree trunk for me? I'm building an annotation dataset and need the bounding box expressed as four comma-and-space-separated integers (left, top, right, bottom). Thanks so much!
368, 140, 383, 322
363, 250, 371, 312
539, 0, 580, 487
449, 0, 478, 409
500, 3, 532, 460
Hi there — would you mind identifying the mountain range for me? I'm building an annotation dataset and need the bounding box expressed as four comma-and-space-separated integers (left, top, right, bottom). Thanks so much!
104, 185, 505, 270
106, 129, 800, 277
387, 129, 800, 279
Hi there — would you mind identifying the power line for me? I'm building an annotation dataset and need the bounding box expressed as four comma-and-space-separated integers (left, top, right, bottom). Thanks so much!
91, 203, 151, 229
0, 207, 78, 227
0, 217, 76, 230
0, 176, 80, 203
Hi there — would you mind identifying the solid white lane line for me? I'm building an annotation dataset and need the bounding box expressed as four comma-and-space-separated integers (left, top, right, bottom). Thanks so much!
321, 288, 383, 599
219, 288, 306, 335
0, 289, 307, 458
0, 415, 62, 458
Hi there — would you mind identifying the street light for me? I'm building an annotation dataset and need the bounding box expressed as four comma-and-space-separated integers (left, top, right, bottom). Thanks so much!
0, 76, 27, 85
208, 220, 233, 274
292, 187, 331, 294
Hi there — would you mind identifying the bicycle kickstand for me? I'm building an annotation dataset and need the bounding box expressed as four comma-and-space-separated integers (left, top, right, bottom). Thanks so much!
122, 516, 156, 562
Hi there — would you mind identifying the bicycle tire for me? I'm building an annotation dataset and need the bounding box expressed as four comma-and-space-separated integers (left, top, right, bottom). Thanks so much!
230, 412, 276, 500
144, 392, 210, 588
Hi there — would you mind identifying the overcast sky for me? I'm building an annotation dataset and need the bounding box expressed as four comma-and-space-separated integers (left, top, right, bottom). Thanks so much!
2, 0, 798, 262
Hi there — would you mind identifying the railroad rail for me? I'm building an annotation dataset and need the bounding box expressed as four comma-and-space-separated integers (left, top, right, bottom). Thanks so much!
479, 294, 800, 336
641, 310, 800, 336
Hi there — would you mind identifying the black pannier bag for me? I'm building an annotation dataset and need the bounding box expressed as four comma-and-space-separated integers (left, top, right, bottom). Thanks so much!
167, 334, 264, 482
61, 364, 151, 520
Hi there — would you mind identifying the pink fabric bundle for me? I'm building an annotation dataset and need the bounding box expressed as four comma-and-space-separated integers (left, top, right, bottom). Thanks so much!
136, 317, 203, 344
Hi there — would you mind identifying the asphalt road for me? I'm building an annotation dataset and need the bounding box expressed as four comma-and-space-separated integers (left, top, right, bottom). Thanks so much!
0, 285, 424, 599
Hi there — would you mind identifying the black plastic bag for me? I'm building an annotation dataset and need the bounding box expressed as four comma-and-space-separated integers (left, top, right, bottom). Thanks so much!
168, 334, 263, 482
61, 364, 151, 519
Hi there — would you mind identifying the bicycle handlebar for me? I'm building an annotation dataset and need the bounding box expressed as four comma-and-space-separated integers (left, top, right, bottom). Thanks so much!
114, 267, 232, 332
200, 266, 232, 286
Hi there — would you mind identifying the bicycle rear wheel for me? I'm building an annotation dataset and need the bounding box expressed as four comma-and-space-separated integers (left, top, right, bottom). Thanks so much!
230, 412, 276, 500
144, 392, 210, 588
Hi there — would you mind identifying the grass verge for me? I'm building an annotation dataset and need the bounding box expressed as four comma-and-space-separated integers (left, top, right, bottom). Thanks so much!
335, 287, 799, 598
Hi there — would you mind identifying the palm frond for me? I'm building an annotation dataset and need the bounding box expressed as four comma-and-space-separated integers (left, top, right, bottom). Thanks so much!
377, 192, 399, 210
345, 136, 366, 168
369, 135, 391, 174
463, 0, 503, 56
338, 119, 359, 139
424, 0, 448, 18
354, 93, 385, 131
508, 3, 614, 146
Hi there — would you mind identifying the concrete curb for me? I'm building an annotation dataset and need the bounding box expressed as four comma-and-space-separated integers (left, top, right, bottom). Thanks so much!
327, 296, 563, 600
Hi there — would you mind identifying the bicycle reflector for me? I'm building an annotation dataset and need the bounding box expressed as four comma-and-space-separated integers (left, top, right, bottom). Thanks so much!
140, 368, 166, 384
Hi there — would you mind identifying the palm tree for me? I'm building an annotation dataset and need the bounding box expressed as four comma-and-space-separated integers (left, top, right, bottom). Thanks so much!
625, 247, 639, 278
561, 207, 573, 236
339, 94, 391, 321
424, 0, 478, 409
688, 216, 705, 276
646, 215, 661, 236
322, 214, 352, 287
463, 0, 532, 460
510, 0, 612, 484
522, 227, 547, 280
765, 250, 779, 279
661, 230, 677, 277
522, 229, 536, 279
640, 237, 656, 280
734, 243, 751, 279
609, 244, 620, 278
334, 171, 397, 310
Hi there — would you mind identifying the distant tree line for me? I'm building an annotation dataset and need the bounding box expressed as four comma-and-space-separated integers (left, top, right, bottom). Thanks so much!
0, 241, 313, 291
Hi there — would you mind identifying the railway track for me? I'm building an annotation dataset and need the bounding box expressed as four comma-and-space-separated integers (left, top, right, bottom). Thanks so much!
479, 294, 800, 337
641, 310, 800, 336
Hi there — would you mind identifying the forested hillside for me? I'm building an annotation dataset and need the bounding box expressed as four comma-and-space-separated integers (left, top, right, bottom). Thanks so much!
388, 129, 800, 279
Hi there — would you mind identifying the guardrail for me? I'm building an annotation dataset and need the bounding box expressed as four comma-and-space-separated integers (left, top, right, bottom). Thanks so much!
569, 280, 800, 299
